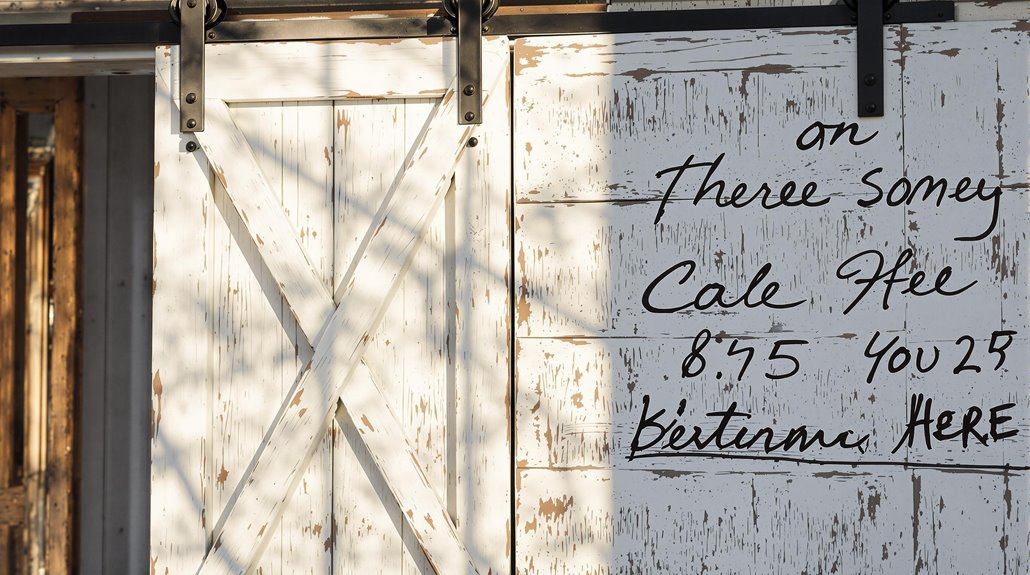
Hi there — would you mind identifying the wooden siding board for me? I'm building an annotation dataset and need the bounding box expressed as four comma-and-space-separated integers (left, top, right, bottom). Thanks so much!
150, 65, 215, 574
46, 80, 81, 575
452, 64, 513, 574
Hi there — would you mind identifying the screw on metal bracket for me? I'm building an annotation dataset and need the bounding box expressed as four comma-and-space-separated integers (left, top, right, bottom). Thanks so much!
186, 141, 199, 152
467, 137, 479, 147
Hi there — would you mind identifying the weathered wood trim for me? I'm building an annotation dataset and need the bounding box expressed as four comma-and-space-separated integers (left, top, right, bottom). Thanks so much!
0, 104, 19, 573
150, 70, 215, 575
451, 56, 513, 573
25, 146, 53, 575
46, 78, 82, 575
0, 47, 154, 78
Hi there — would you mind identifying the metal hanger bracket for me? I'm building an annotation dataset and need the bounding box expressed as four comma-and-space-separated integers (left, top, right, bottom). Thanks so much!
853, 0, 953, 118
171, 0, 225, 132
447, 0, 498, 125
855, 0, 886, 118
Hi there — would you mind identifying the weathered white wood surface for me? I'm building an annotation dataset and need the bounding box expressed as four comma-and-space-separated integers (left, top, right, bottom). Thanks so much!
152, 38, 510, 575
152, 71, 216, 575
157, 39, 509, 105
514, 22, 1030, 574
195, 85, 469, 575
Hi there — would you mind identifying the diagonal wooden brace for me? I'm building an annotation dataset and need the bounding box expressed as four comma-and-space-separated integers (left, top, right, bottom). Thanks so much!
187, 61, 504, 574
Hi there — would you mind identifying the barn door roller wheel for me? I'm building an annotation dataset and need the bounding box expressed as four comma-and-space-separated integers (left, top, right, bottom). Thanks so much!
170, 0, 226, 132
442, 0, 501, 23
445, 0, 498, 125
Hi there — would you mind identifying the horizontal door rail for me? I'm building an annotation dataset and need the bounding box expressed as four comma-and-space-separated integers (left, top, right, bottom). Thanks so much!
0, 2, 954, 47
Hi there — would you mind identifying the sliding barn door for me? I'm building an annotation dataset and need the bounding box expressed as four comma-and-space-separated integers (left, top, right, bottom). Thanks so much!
513, 21, 1030, 574
151, 39, 510, 575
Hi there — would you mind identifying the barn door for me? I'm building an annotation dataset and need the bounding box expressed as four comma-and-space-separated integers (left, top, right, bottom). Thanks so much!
513, 21, 1030, 573
151, 39, 510, 575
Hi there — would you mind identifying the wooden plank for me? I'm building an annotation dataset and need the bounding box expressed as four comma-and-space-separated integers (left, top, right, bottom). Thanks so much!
913, 471, 1014, 574
24, 146, 51, 575
0, 105, 18, 574
331, 98, 408, 575
516, 468, 910, 574
46, 77, 81, 575
206, 101, 292, 575
276, 100, 335, 573
207, 101, 289, 575
150, 69, 214, 575
0, 47, 154, 78
158, 38, 509, 104
396, 97, 447, 575
198, 81, 496, 575
451, 62, 512, 574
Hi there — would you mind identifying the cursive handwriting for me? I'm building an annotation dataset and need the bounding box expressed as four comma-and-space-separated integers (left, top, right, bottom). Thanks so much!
835, 247, 977, 315
629, 395, 870, 460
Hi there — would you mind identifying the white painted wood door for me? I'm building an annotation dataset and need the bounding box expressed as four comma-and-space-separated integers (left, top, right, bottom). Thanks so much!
151, 38, 510, 575
514, 21, 1030, 574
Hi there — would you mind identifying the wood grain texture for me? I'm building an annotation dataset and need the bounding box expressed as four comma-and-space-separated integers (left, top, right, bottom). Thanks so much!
0, 105, 18, 575
0, 487, 25, 528
514, 23, 1030, 574
46, 79, 81, 575
154, 38, 510, 575
151, 69, 215, 575
24, 152, 51, 575
197, 87, 470, 575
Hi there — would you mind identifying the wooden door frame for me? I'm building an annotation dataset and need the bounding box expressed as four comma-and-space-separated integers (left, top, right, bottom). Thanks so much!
0, 77, 82, 575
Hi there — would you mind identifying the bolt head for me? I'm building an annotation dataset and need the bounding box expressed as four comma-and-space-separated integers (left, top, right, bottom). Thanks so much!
464, 111, 476, 122
186, 119, 197, 129
467, 137, 479, 148
864, 74, 877, 86
865, 103, 878, 113
186, 141, 198, 152
187, 0, 197, 8
186, 92, 197, 104
885, 12, 892, 20
463, 84, 475, 96
208, 31, 216, 39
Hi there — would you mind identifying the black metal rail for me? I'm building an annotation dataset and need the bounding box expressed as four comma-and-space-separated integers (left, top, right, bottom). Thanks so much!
0, 2, 954, 47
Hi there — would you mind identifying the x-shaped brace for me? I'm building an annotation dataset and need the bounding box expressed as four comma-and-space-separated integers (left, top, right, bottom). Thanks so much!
162, 58, 505, 575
